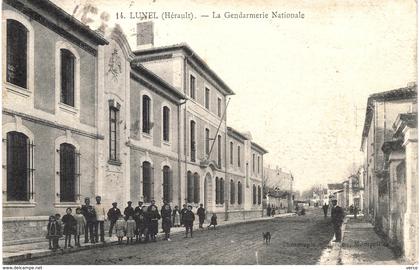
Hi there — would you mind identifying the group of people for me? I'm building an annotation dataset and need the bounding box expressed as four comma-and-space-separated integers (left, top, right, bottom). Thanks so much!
46, 197, 218, 250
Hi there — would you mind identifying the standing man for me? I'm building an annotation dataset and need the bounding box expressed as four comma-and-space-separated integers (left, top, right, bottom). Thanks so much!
81, 197, 96, 243
124, 201, 134, 221
322, 203, 329, 218
94, 196, 106, 243
134, 201, 143, 234
197, 203, 206, 229
183, 205, 195, 238
180, 204, 188, 226
107, 202, 121, 237
331, 199, 345, 242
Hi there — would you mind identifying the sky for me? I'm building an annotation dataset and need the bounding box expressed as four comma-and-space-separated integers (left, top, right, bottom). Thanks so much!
53, 0, 417, 192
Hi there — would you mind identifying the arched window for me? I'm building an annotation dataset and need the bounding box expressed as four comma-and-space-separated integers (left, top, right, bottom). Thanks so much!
162, 166, 171, 203
238, 181, 242, 205
215, 177, 220, 204
220, 178, 224, 204
194, 173, 200, 203
60, 143, 77, 202
190, 121, 196, 162
142, 95, 151, 134
253, 184, 257, 205
162, 106, 170, 142
142, 161, 152, 202
60, 49, 75, 106
230, 180, 235, 205
187, 171, 193, 203
6, 131, 29, 201
258, 185, 262, 205
6, 20, 28, 88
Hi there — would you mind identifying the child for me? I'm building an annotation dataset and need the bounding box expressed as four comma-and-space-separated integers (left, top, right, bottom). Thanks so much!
126, 215, 136, 245
55, 213, 63, 248
208, 213, 217, 230
46, 215, 60, 251
115, 215, 126, 244
74, 207, 86, 247
183, 205, 195, 238
162, 204, 172, 241
62, 208, 76, 248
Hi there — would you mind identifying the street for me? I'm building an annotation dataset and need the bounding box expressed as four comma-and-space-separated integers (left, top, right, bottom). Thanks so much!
18, 209, 333, 265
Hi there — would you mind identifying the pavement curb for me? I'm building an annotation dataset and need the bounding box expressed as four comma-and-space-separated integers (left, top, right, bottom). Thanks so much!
3, 213, 296, 264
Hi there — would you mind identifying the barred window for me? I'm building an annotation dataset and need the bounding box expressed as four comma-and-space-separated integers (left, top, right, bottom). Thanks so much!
6, 20, 27, 89
142, 95, 151, 134
109, 106, 119, 161
60, 49, 75, 106
238, 181, 242, 205
162, 106, 170, 142
190, 121, 196, 162
187, 171, 193, 203
59, 143, 77, 202
142, 161, 152, 203
230, 180, 235, 205
163, 166, 172, 203
194, 173, 200, 203
253, 184, 257, 205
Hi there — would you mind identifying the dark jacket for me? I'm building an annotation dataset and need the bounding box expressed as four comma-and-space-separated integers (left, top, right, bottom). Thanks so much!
81, 205, 97, 223
161, 208, 172, 231
46, 221, 61, 239
180, 208, 188, 223
331, 205, 344, 225
107, 207, 121, 222
134, 206, 143, 222
124, 206, 135, 220
62, 214, 76, 235
183, 210, 195, 224
210, 215, 217, 225
197, 207, 206, 219
322, 204, 329, 213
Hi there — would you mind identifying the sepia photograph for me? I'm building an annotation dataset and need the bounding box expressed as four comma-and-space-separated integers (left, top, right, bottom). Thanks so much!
1, 0, 418, 267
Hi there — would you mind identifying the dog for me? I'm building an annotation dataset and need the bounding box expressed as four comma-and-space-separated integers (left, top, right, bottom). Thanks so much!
262, 232, 271, 244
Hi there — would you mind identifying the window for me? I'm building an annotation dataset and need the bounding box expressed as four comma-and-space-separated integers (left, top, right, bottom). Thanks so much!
205, 88, 210, 109
60, 49, 75, 106
194, 173, 200, 203
142, 95, 151, 134
190, 75, 196, 99
220, 178, 224, 204
205, 128, 210, 155
230, 142, 233, 165
163, 106, 170, 142
215, 177, 220, 204
238, 181, 242, 205
253, 184, 257, 205
59, 143, 77, 202
252, 154, 255, 173
142, 161, 152, 203
237, 146, 241, 167
6, 131, 32, 201
217, 135, 222, 167
109, 106, 119, 161
187, 171, 193, 203
190, 121, 196, 162
258, 185, 262, 205
258, 156, 260, 174
6, 20, 27, 89
230, 180, 235, 205
217, 97, 222, 117
163, 166, 172, 203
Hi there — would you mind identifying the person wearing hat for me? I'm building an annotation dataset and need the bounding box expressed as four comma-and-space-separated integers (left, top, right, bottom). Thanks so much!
183, 205, 195, 238
134, 201, 144, 241
124, 201, 134, 221
107, 202, 121, 237
197, 203, 206, 229
81, 197, 97, 243
94, 195, 106, 243
331, 199, 344, 242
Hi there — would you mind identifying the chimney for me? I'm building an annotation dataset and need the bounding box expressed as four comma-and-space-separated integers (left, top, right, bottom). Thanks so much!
137, 21, 154, 50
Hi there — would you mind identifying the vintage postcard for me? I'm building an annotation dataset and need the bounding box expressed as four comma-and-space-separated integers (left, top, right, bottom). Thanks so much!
1, 0, 418, 267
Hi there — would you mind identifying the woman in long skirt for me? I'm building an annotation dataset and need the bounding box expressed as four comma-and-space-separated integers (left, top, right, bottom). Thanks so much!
172, 206, 181, 227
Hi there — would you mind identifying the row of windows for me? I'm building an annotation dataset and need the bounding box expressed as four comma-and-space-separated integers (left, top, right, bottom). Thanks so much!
191, 121, 222, 167
252, 184, 262, 205
190, 74, 223, 117
228, 142, 262, 174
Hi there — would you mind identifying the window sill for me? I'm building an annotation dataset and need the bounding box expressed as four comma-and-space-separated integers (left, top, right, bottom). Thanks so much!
162, 140, 171, 146
4, 82, 31, 98
108, 159, 122, 166
3, 201, 37, 208
54, 202, 81, 208
142, 132, 152, 139
58, 102, 78, 115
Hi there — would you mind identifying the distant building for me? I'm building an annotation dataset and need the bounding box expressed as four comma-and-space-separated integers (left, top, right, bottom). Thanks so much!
263, 166, 294, 212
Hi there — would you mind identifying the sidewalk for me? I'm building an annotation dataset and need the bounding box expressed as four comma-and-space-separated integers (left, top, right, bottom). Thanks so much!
3, 212, 295, 263
319, 215, 401, 265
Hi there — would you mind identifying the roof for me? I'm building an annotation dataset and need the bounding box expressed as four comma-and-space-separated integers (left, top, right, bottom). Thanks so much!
227, 126, 249, 142
130, 63, 186, 102
251, 142, 269, 154
360, 84, 417, 149
133, 43, 235, 96
393, 112, 417, 137
23, 0, 109, 45
327, 183, 344, 190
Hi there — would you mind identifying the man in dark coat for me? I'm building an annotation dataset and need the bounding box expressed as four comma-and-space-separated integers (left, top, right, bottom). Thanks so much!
331, 199, 345, 242
322, 203, 329, 218
81, 197, 97, 243
147, 204, 161, 242
134, 201, 143, 237
180, 204, 188, 226
197, 204, 206, 228
124, 201, 134, 221
183, 205, 195, 238
107, 202, 121, 237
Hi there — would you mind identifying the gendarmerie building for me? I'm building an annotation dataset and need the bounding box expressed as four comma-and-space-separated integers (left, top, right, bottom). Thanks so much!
2, 0, 268, 244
